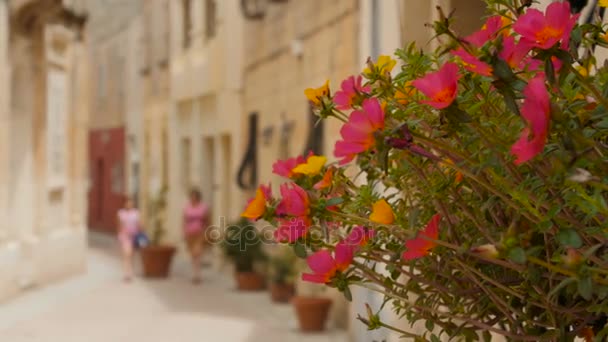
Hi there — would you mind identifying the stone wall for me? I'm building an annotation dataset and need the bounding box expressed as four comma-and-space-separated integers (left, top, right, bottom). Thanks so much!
0, 0, 88, 303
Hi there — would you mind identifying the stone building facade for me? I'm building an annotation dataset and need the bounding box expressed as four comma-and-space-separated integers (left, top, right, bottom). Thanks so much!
0, 0, 89, 302
167, 0, 244, 246
85, 0, 142, 233
138, 0, 171, 226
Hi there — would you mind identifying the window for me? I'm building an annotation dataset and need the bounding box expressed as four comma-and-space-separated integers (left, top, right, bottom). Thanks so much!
182, 0, 192, 49
205, 0, 217, 40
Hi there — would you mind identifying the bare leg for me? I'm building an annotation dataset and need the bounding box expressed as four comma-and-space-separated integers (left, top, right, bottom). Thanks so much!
121, 242, 134, 282
191, 248, 202, 284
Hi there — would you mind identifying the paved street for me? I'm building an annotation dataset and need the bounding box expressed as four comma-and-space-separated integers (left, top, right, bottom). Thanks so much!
0, 235, 348, 342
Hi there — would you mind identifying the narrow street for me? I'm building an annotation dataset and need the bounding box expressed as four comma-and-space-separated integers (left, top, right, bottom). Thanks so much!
0, 234, 348, 342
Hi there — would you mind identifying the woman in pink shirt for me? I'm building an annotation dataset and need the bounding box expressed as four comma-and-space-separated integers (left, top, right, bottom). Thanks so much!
117, 197, 141, 282
183, 188, 210, 284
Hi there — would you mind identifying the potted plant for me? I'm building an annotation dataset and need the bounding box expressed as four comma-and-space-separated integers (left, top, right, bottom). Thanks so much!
221, 218, 266, 291
268, 246, 297, 302
292, 279, 333, 332
140, 186, 176, 278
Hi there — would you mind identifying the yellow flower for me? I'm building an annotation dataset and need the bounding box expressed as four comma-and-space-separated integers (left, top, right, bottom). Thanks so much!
600, 0, 608, 7
369, 199, 395, 225
292, 155, 327, 176
241, 189, 266, 219
364, 55, 397, 75
304, 80, 330, 105
395, 81, 415, 105
577, 65, 589, 77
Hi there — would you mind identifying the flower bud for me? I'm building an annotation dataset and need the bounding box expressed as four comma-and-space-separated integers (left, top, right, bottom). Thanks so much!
470, 244, 499, 259
563, 248, 582, 268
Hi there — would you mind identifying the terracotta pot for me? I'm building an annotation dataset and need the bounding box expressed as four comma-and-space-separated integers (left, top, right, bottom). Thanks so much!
270, 282, 295, 303
292, 296, 332, 332
235, 271, 266, 291
140, 245, 176, 278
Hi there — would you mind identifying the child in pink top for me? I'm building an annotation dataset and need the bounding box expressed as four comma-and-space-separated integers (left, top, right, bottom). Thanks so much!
183, 188, 210, 284
117, 197, 141, 282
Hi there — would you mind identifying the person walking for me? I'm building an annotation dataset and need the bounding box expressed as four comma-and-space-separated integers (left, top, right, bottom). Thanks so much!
117, 197, 142, 282
183, 188, 210, 284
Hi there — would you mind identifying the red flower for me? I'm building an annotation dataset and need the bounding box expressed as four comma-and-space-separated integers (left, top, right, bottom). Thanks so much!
276, 183, 310, 217
513, 1, 579, 50
334, 98, 385, 164
451, 48, 493, 77
334, 75, 371, 110
402, 214, 441, 261
272, 155, 307, 178
499, 36, 532, 69
465, 15, 507, 47
511, 75, 550, 165
302, 242, 353, 284
412, 62, 460, 109
274, 217, 310, 243
344, 226, 375, 248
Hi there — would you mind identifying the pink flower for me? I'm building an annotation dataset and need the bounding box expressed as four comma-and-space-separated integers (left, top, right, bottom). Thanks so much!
412, 62, 460, 109
272, 155, 307, 178
274, 217, 310, 243
402, 214, 441, 261
276, 183, 310, 217
465, 16, 506, 47
334, 76, 371, 110
334, 98, 385, 164
499, 36, 532, 68
451, 48, 493, 77
513, 1, 579, 50
302, 242, 353, 284
511, 75, 550, 165
344, 226, 375, 248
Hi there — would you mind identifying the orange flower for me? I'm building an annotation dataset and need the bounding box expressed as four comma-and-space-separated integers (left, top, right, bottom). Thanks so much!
314, 168, 334, 190
304, 80, 330, 106
369, 199, 395, 225
241, 186, 270, 220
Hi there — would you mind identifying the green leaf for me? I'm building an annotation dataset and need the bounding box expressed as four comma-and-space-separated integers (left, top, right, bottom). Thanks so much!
583, 243, 604, 259
325, 197, 344, 207
545, 57, 556, 85
578, 276, 593, 300
557, 229, 583, 248
425, 320, 434, 332
549, 277, 576, 298
492, 57, 517, 83
342, 286, 352, 302
445, 105, 472, 123
508, 247, 527, 264
294, 242, 307, 258
430, 335, 441, 342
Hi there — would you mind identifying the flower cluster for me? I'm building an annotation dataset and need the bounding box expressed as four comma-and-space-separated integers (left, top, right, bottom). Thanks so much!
243, 1, 608, 340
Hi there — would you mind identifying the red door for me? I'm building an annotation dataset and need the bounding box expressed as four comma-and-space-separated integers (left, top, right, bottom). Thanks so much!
88, 127, 126, 233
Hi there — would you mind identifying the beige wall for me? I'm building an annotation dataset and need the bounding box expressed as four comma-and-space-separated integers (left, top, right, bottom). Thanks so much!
0, 0, 88, 302
243, 0, 358, 188
168, 0, 244, 250
86, 0, 142, 130
139, 0, 171, 227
